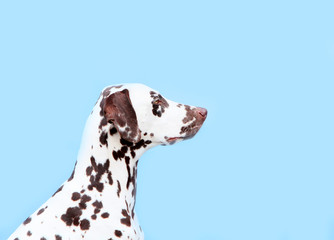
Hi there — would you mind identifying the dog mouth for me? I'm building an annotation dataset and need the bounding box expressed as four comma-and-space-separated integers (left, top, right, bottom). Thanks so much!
166, 137, 183, 144
166, 125, 201, 144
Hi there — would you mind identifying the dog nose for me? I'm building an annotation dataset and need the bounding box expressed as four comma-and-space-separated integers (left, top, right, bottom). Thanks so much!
196, 107, 207, 119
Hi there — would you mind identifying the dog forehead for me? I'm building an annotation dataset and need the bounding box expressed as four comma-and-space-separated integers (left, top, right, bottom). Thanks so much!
105, 83, 157, 98
126, 83, 158, 99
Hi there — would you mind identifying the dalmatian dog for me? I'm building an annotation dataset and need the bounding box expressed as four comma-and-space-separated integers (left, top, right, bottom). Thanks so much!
9, 83, 207, 240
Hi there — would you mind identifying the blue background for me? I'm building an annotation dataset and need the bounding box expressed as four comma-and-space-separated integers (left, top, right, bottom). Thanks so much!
1, 1, 334, 239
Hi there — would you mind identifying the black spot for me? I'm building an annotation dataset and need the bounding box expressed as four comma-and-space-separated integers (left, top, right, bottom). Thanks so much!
120, 138, 133, 147
27, 231, 32, 236
110, 127, 117, 135
80, 219, 90, 230
117, 181, 121, 197
90, 156, 98, 172
73, 217, 80, 226
101, 212, 110, 218
117, 150, 125, 159
91, 214, 97, 220
23, 217, 31, 225
130, 151, 136, 158
125, 158, 131, 189
52, 185, 63, 197
41, 238, 46, 240
108, 172, 113, 185
132, 139, 145, 150
112, 151, 118, 160
60, 207, 82, 226
115, 230, 122, 237
120, 209, 131, 227
121, 146, 128, 153
71, 192, 81, 201
55, 235, 62, 240
100, 131, 108, 147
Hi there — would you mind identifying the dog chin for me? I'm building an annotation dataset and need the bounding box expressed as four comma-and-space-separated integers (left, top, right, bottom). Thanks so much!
160, 137, 183, 146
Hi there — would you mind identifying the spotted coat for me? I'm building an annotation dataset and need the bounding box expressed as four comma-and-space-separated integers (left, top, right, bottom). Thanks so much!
9, 83, 207, 240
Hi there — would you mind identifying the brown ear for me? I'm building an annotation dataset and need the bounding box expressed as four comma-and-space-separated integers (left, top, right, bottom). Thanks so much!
103, 89, 141, 143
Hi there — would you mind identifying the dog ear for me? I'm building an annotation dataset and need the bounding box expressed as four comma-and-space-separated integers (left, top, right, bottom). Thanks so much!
103, 89, 141, 143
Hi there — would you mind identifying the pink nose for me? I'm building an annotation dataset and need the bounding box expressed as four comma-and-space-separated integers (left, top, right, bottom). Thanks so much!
196, 107, 208, 119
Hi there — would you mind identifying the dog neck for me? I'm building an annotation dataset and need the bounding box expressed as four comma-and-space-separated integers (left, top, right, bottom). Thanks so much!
65, 104, 153, 229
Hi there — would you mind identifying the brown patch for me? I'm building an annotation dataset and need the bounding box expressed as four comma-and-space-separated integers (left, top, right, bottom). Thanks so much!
71, 192, 81, 201
55, 235, 62, 240
60, 207, 82, 226
80, 219, 90, 230
92, 200, 103, 209
52, 185, 63, 197
68, 161, 77, 182
37, 208, 45, 215
88, 175, 104, 192
103, 89, 141, 143
182, 105, 196, 124
125, 157, 137, 197
99, 131, 108, 147
150, 91, 169, 117
27, 231, 32, 236
79, 194, 92, 209
23, 217, 31, 225
120, 209, 131, 227
86, 166, 93, 176
99, 117, 108, 130
179, 106, 207, 140
91, 214, 97, 220
90, 156, 98, 171
101, 212, 110, 218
